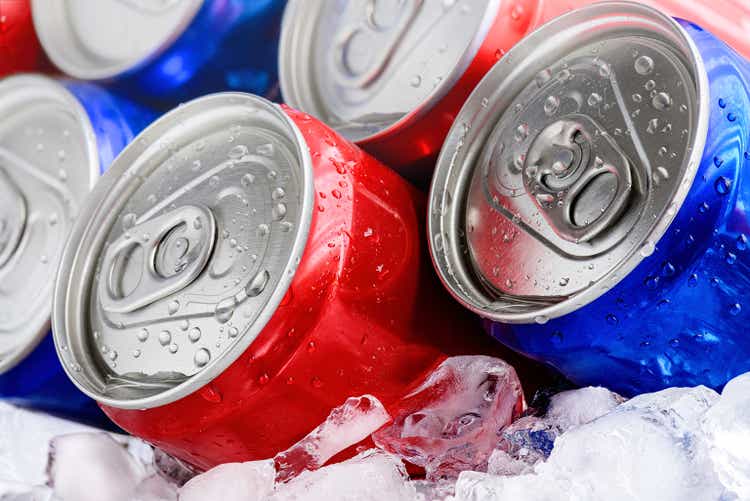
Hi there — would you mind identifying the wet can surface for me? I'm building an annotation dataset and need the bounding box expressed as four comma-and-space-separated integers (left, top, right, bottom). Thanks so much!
32, 0, 286, 108
280, 0, 750, 183
0, 75, 154, 424
0, 0, 49, 76
52, 93, 486, 469
428, 1, 750, 396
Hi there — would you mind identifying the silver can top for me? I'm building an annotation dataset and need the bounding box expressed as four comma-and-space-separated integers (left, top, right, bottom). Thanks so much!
279, 0, 501, 143
428, 1, 709, 323
53, 93, 314, 409
32, 0, 202, 80
0, 75, 100, 372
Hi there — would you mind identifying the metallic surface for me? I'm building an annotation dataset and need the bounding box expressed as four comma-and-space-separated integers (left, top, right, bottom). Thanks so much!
281, 0, 750, 181
0, 75, 153, 423
431, 1, 750, 395
54, 94, 485, 468
54, 93, 313, 409
33, 0, 286, 106
280, 0, 499, 143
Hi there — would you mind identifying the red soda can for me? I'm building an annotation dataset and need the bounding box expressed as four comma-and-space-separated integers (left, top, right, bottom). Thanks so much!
0, 0, 47, 75
279, 0, 750, 183
51, 93, 484, 469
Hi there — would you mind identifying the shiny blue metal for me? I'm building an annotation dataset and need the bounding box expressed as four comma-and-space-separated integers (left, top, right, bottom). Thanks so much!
488, 21, 750, 396
0, 81, 154, 426
112, 0, 286, 107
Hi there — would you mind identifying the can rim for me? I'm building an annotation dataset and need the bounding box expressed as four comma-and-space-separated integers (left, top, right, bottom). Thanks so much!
278, 0, 502, 145
31, 0, 203, 80
0, 74, 100, 374
51, 93, 315, 409
427, 1, 710, 324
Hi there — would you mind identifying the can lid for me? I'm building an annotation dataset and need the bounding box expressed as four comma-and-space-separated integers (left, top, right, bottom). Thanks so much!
31, 0, 202, 80
279, 0, 501, 143
428, 1, 709, 323
52, 93, 314, 409
0, 75, 100, 372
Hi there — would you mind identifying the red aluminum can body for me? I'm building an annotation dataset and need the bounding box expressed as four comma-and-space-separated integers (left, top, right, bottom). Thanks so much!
99, 107, 486, 470
0, 0, 47, 76
334, 0, 750, 179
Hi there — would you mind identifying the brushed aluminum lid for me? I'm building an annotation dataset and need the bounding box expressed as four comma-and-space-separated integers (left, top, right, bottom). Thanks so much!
428, 1, 709, 324
279, 0, 501, 143
0, 74, 100, 373
31, 0, 203, 80
52, 93, 314, 409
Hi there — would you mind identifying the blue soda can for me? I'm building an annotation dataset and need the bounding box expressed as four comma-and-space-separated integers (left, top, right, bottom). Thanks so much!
31, 0, 286, 108
428, 1, 750, 396
0, 74, 155, 424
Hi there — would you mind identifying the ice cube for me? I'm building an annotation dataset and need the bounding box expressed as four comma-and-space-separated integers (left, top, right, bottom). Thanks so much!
152, 448, 196, 487
48, 433, 149, 501
545, 386, 625, 429
131, 474, 177, 501
0, 480, 56, 501
179, 460, 275, 501
373, 356, 524, 481
701, 373, 750, 498
271, 449, 416, 501
274, 395, 391, 482
456, 386, 726, 501
0, 403, 92, 485
411, 479, 456, 501
490, 416, 552, 476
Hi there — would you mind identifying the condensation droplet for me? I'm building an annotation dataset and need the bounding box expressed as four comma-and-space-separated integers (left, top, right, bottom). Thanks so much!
544, 96, 560, 116
652, 92, 672, 111
635, 55, 654, 75
194, 348, 211, 367
158, 330, 172, 346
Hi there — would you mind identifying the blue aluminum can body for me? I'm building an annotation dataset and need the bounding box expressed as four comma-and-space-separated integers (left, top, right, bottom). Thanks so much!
112, 0, 286, 108
0, 80, 155, 426
487, 21, 750, 396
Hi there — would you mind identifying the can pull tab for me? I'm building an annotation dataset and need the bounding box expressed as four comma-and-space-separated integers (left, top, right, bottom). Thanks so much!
98, 205, 216, 314
0, 168, 27, 269
333, 0, 423, 89
524, 116, 634, 244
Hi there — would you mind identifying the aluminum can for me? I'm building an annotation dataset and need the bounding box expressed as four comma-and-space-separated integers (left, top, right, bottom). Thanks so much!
279, 0, 750, 183
0, 74, 154, 424
428, 1, 750, 396
31, 0, 286, 108
51, 92, 489, 469
0, 0, 49, 76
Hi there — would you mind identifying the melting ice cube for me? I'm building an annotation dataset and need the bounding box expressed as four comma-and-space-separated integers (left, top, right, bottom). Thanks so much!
179, 461, 275, 501
373, 356, 524, 481
48, 433, 149, 501
274, 395, 390, 482
271, 449, 415, 501
701, 373, 750, 499
455, 386, 726, 501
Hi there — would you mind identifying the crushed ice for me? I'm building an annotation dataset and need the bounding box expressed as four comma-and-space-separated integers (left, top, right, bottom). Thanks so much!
1, 357, 749, 500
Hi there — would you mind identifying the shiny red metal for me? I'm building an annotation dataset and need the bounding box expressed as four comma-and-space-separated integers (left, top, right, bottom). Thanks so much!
360, 0, 750, 179
0, 0, 48, 76
100, 106, 486, 470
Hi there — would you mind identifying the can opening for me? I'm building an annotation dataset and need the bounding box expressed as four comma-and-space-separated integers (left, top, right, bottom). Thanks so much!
53, 94, 314, 409
428, 2, 708, 323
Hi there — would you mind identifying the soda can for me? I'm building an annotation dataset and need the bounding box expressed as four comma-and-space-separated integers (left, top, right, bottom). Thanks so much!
279, 0, 750, 183
31, 0, 286, 108
428, 0, 750, 396
0, 0, 50, 76
51, 92, 486, 469
0, 74, 155, 424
